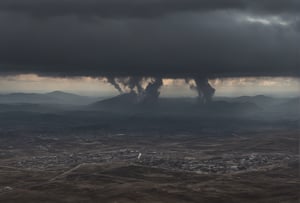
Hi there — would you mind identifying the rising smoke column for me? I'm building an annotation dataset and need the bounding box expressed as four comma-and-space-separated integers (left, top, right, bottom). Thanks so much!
186, 78, 215, 103
106, 76, 163, 103
126, 77, 144, 94
140, 78, 163, 103
195, 78, 215, 103
107, 77, 144, 94
106, 77, 123, 93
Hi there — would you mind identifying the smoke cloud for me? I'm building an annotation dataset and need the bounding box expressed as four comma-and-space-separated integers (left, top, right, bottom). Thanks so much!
106, 77, 163, 103
107, 76, 216, 103
186, 78, 216, 103
140, 78, 163, 103
106, 77, 123, 93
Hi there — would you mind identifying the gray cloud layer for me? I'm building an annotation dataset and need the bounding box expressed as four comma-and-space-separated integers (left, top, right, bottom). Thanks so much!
0, 0, 299, 77
0, 0, 300, 18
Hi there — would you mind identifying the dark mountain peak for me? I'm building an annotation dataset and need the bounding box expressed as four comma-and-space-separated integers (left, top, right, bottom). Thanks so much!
253, 95, 272, 99
93, 92, 138, 107
91, 94, 262, 117
236, 95, 272, 100
46, 91, 79, 97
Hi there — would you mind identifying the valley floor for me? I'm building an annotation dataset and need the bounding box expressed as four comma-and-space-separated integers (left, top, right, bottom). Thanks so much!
0, 128, 299, 202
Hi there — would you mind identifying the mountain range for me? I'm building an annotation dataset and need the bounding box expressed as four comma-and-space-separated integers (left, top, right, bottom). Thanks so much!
0, 91, 101, 105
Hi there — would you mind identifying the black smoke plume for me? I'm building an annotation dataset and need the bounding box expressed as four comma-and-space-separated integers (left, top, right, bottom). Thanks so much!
106, 77, 123, 93
139, 78, 163, 103
186, 78, 216, 103
106, 77, 163, 103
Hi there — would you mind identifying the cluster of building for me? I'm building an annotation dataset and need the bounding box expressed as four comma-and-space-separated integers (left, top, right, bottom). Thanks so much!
12, 147, 296, 174
138, 152, 295, 174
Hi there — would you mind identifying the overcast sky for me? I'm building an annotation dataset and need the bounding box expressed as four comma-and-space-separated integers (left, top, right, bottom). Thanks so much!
0, 0, 299, 78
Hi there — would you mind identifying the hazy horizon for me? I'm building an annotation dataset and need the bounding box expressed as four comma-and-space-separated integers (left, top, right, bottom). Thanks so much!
0, 75, 299, 98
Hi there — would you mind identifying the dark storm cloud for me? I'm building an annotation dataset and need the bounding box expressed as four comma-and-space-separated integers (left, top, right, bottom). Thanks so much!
0, 0, 299, 18
0, 1, 299, 78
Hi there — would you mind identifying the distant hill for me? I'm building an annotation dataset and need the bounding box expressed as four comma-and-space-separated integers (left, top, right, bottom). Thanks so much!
0, 91, 101, 105
45, 91, 98, 105
234, 95, 273, 105
0, 103, 41, 112
91, 93, 262, 117
0, 93, 54, 104
93, 92, 139, 107
275, 97, 300, 112
216, 95, 289, 108
46, 91, 81, 98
